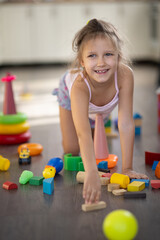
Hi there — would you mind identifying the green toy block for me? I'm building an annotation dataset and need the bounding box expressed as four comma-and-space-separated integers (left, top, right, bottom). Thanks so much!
19, 170, 33, 184
78, 162, 85, 171
64, 153, 82, 171
29, 176, 44, 185
104, 118, 111, 127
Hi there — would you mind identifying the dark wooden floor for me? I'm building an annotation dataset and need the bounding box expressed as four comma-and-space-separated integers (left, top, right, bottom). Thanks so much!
0, 64, 160, 240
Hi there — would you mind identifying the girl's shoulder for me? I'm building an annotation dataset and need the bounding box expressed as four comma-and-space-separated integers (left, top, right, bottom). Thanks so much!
117, 63, 134, 89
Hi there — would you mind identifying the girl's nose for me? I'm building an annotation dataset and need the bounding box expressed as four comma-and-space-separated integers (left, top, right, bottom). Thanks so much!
97, 57, 105, 66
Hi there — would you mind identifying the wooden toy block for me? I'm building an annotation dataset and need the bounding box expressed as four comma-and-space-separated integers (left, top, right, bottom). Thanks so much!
3, 181, 18, 190
124, 192, 146, 199
29, 176, 44, 185
108, 183, 120, 192
130, 179, 150, 187
112, 189, 127, 196
76, 171, 109, 185
145, 151, 160, 165
43, 177, 54, 195
101, 173, 112, 178
151, 180, 160, 189
134, 118, 142, 127
127, 181, 145, 192
82, 201, 107, 212
98, 161, 108, 169
152, 161, 159, 170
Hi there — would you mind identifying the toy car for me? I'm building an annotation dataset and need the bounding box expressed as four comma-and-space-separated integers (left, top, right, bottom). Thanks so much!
18, 147, 31, 164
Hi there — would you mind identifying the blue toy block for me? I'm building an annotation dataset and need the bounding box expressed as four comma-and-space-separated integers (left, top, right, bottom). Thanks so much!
43, 177, 54, 195
97, 161, 108, 169
152, 161, 159, 170
130, 179, 150, 187
135, 127, 141, 135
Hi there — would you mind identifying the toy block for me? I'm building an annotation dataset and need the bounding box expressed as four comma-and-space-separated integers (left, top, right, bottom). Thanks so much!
105, 127, 112, 134
3, 181, 18, 190
124, 192, 146, 198
152, 161, 159, 170
135, 127, 141, 135
101, 173, 112, 178
145, 151, 160, 165
64, 153, 82, 171
43, 177, 54, 195
98, 167, 110, 173
19, 170, 33, 184
104, 118, 111, 128
78, 161, 85, 171
76, 171, 109, 185
130, 179, 150, 187
82, 201, 107, 212
29, 176, 44, 186
108, 183, 120, 192
112, 189, 127, 196
110, 173, 130, 189
127, 181, 145, 192
97, 161, 108, 169
151, 180, 160, 189
155, 161, 160, 179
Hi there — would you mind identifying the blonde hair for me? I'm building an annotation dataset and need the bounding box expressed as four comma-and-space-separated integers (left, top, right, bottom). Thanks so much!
71, 18, 130, 69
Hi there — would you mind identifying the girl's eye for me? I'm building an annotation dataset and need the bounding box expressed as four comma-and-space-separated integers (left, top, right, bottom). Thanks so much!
105, 53, 113, 56
88, 54, 96, 58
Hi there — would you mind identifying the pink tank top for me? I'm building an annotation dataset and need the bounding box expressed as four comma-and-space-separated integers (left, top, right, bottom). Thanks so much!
65, 70, 119, 120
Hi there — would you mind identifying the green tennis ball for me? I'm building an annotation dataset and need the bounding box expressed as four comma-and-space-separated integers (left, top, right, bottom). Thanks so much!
102, 209, 138, 240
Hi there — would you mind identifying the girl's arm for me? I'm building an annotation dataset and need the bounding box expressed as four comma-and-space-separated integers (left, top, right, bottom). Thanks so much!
71, 75, 101, 204
118, 65, 148, 179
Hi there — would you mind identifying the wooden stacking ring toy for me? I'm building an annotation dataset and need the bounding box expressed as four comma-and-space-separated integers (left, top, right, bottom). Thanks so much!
0, 131, 31, 145
0, 112, 27, 124
0, 121, 30, 135
96, 154, 118, 169
18, 143, 43, 156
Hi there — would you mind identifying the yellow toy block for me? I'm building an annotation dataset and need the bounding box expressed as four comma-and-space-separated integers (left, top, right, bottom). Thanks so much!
127, 181, 145, 192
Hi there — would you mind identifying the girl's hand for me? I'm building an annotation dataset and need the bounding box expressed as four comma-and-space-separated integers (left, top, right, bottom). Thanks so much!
122, 169, 149, 179
83, 170, 101, 204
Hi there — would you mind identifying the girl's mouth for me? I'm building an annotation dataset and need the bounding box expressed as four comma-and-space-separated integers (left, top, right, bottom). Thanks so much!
95, 69, 109, 74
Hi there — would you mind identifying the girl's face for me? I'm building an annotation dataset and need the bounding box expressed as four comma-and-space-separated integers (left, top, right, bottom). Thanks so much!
81, 36, 119, 84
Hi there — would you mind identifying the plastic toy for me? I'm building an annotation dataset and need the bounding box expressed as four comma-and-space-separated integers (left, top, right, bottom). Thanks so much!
18, 143, 43, 156
152, 161, 159, 170
97, 161, 108, 169
155, 161, 160, 179
82, 201, 106, 212
43, 157, 63, 179
145, 151, 160, 165
127, 181, 145, 192
43, 177, 54, 195
0, 155, 10, 171
19, 170, 33, 184
29, 176, 44, 185
18, 147, 31, 164
156, 88, 160, 133
0, 73, 31, 144
94, 114, 118, 168
124, 192, 146, 198
130, 179, 150, 187
102, 209, 138, 240
134, 113, 142, 136
3, 181, 18, 190
0, 121, 30, 135
151, 180, 160, 189
110, 173, 130, 188
0, 131, 31, 145
104, 116, 118, 138
0, 112, 27, 124
64, 153, 82, 171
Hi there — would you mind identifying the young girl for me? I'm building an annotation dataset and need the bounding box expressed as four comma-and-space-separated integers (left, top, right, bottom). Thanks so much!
54, 19, 148, 204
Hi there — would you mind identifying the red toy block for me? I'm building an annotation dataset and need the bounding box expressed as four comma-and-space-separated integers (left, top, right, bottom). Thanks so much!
151, 180, 160, 189
145, 151, 160, 165
3, 181, 18, 190
102, 173, 112, 178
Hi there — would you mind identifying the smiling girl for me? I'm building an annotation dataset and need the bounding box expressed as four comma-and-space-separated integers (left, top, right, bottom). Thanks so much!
54, 19, 148, 204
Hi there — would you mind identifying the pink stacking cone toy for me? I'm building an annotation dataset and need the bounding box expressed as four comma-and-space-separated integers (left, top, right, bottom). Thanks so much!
94, 114, 109, 159
1, 73, 16, 115
94, 114, 118, 168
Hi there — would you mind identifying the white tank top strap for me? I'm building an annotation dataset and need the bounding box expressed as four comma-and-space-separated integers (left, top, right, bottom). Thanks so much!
79, 72, 92, 101
115, 71, 119, 92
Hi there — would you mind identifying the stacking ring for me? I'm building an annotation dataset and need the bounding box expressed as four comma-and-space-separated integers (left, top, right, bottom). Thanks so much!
0, 112, 27, 124
0, 121, 30, 135
18, 143, 43, 156
0, 131, 31, 145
